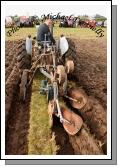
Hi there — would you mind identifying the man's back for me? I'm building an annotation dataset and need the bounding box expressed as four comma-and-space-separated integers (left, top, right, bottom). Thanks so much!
36, 21, 55, 44
37, 23, 50, 42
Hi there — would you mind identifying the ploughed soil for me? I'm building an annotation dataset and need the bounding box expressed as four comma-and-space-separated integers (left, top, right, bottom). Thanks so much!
5, 37, 107, 155
73, 38, 107, 110
5, 85, 31, 155
5, 40, 31, 154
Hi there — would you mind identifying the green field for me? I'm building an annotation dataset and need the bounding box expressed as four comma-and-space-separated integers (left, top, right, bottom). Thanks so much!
5, 24, 107, 41
28, 72, 58, 154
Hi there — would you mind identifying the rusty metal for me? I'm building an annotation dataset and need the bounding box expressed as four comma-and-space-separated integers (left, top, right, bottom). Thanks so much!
64, 95, 81, 103
61, 107, 83, 135
19, 34, 85, 135
65, 60, 74, 73
67, 88, 88, 109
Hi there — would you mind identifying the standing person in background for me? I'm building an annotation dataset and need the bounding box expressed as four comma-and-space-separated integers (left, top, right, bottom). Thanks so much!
76, 18, 80, 28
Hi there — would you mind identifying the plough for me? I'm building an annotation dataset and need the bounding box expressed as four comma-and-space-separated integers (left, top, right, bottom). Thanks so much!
19, 34, 87, 135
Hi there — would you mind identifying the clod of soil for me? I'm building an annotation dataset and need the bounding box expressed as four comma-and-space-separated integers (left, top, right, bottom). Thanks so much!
69, 125, 104, 155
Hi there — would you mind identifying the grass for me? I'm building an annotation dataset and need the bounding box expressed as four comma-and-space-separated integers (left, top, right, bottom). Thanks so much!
28, 72, 58, 155
5, 23, 107, 41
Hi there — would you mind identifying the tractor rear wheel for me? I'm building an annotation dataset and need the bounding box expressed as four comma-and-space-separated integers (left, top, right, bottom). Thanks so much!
17, 41, 31, 70
20, 70, 28, 101
64, 38, 77, 61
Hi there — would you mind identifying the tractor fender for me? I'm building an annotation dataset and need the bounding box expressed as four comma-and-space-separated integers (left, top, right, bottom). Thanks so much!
26, 37, 32, 55
59, 36, 69, 55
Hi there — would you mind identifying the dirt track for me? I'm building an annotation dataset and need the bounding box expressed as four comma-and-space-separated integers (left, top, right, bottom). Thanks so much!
5, 38, 107, 155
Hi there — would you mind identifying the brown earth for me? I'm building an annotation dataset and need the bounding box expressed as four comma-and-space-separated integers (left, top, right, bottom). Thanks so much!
5, 85, 31, 155
5, 40, 31, 155
53, 116, 104, 155
65, 38, 107, 154
72, 38, 107, 110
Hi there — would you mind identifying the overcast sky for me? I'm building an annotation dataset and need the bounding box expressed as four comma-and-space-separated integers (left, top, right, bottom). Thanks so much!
5, 1, 110, 18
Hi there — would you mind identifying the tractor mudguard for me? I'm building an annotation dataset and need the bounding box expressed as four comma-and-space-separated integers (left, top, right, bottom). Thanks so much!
20, 70, 28, 101
26, 36, 32, 55
59, 36, 69, 55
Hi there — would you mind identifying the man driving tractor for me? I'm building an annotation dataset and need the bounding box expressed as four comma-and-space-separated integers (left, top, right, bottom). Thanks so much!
36, 18, 55, 45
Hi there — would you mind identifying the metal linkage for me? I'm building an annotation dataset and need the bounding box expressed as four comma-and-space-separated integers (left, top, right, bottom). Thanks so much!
64, 95, 81, 104
40, 68, 52, 79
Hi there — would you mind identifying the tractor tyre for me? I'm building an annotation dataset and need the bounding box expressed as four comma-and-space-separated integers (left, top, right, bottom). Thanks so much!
17, 41, 31, 69
64, 38, 77, 61
17, 54, 25, 62
20, 70, 28, 101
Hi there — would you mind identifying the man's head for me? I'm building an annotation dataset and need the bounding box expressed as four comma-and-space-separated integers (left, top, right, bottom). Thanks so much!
28, 34, 31, 38
44, 18, 52, 27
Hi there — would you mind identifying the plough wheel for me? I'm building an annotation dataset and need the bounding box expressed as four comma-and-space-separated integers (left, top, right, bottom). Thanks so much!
66, 60, 74, 73
67, 88, 88, 109
61, 107, 83, 135
57, 65, 66, 84
20, 70, 28, 101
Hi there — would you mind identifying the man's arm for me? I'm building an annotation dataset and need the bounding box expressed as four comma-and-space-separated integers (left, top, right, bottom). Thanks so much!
37, 23, 55, 44
48, 32, 55, 44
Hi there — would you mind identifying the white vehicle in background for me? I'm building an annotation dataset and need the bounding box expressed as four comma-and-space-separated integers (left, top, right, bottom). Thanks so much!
104, 20, 107, 27
96, 21, 102, 27
5, 16, 14, 28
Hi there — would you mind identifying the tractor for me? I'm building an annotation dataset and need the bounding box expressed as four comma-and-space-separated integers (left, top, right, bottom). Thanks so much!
59, 18, 76, 28
18, 30, 87, 135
